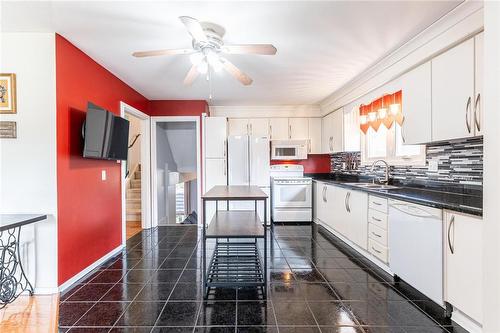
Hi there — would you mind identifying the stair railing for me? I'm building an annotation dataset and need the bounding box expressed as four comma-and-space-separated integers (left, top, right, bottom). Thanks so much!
126, 134, 141, 178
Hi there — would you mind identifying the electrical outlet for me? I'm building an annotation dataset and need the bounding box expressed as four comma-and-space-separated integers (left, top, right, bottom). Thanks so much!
101, 170, 107, 181
428, 160, 438, 172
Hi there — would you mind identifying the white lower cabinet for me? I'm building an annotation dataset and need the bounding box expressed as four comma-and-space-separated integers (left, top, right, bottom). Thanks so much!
325, 186, 368, 250
444, 211, 483, 324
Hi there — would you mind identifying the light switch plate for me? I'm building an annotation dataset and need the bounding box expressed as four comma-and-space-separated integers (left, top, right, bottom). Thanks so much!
101, 170, 107, 181
428, 160, 438, 172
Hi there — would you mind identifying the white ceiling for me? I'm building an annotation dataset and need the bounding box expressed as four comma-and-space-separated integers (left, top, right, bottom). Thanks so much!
1, 1, 461, 105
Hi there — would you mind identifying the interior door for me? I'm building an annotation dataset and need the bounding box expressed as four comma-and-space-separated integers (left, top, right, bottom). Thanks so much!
432, 38, 475, 141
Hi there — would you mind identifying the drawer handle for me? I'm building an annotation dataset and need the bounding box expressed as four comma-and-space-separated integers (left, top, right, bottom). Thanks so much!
371, 216, 382, 222
372, 202, 382, 206
371, 246, 382, 254
371, 232, 382, 238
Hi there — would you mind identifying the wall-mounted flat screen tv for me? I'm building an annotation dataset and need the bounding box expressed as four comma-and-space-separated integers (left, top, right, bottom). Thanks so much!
82, 102, 129, 161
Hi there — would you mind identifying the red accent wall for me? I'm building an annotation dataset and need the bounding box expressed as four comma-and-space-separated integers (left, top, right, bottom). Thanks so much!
270, 154, 332, 173
148, 100, 208, 117
56, 34, 149, 285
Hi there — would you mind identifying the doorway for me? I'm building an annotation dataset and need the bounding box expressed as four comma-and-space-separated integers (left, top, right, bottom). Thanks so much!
151, 116, 201, 226
120, 102, 152, 244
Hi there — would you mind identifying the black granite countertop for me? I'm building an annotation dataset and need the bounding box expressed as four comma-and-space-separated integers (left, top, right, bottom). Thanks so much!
307, 173, 483, 217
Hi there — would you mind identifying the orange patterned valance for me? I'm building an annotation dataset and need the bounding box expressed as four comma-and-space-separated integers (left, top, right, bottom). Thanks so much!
360, 90, 403, 134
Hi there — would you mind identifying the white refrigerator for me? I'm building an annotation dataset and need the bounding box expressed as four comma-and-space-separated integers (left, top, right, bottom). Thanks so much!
228, 135, 270, 224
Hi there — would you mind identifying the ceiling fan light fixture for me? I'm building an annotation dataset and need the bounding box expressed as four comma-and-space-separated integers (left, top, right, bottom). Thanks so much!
189, 52, 204, 65
197, 60, 208, 74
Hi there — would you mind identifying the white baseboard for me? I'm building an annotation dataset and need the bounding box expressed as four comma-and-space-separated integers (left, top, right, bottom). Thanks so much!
451, 308, 483, 333
58, 245, 124, 292
34, 287, 59, 295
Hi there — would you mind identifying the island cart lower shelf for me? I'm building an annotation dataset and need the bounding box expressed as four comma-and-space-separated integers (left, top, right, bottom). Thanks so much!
201, 185, 269, 299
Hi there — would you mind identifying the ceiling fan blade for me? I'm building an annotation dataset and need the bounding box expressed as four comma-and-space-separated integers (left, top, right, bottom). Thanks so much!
132, 48, 192, 57
179, 16, 208, 42
223, 44, 277, 55
221, 58, 253, 86
183, 65, 200, 86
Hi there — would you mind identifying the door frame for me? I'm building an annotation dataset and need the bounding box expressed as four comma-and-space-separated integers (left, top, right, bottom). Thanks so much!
120, 102, 152, 245
150, 116, 201, 226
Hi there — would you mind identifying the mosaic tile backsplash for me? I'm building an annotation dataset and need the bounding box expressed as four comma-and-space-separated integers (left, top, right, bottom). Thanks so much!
330, 137, 483, 188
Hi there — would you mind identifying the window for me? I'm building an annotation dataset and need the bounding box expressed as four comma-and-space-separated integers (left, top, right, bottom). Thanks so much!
362, 123, 425, 166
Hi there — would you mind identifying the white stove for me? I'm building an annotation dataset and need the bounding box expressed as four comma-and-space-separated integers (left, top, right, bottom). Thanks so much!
270, 165, 313, 222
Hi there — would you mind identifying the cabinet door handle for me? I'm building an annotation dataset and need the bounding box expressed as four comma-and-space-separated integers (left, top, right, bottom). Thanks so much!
371, 232, 382, 238
372, 201, 382, 206
322, 186, 327, 202
344, 192, 351, 213
223, 160, 227, 176
289, 124, 292, 139
250, 123, 253, 136
308, 140, 311, 153
371, 216, 382, 222
371, 246, 382, 254
329, 137, 333, 151
447, 215, 455, 254
269, 125, 272, 140
465, 97, 472, 134
223, 139, 227, 158
474, 93, 481, 132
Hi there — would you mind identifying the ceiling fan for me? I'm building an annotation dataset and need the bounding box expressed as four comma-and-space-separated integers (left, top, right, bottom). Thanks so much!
132, 16, 277, 86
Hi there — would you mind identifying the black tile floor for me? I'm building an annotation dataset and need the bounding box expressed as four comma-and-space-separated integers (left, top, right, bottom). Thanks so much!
59, 223, 469, 333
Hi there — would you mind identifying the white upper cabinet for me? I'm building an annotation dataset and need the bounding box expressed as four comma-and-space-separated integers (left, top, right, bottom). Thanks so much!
400, 61, 432, 144
228, 118, 249, 136
343, 103, 360, 152
308, 118, 322, 154
248, 118, 269, 137
474, 32, 483, 136
432, 39, 475, 141
268, 118, 289, 140
204, 117, 227, 159
322, 108, 343, 153
444, 211, 482, 324
288, 118, 309, 139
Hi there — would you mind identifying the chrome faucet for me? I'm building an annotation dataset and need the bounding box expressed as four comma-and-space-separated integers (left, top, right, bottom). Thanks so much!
370, 159, 390, 184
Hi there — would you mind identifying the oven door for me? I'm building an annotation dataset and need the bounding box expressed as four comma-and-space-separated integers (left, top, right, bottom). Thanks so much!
273, 183, 312, 208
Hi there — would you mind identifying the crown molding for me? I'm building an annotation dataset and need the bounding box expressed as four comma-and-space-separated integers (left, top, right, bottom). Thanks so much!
209, 105, 322, 118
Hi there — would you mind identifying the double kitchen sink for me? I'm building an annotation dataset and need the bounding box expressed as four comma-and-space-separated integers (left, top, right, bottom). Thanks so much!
345, 182, 400, 190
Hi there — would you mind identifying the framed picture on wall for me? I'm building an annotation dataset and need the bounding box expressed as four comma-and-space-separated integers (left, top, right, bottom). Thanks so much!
0, 73, 17, 114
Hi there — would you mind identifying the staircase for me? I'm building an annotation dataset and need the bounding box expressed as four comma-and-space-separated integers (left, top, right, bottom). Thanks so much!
126, 165, 142, 222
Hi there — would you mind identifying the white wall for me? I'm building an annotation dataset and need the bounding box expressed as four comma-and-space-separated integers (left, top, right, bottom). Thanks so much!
0, 32, 58, 293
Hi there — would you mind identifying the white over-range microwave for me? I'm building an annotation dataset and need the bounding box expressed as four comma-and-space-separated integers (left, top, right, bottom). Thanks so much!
271, 140, 308, 160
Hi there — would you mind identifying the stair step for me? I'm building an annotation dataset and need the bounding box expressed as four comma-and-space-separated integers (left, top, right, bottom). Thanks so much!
126, 207, 142, 213
127, 201, 141, 209
131, 179, 141, 188
134, 171, 141, 180
127, 189, 140, 199
126, 213, 141, 221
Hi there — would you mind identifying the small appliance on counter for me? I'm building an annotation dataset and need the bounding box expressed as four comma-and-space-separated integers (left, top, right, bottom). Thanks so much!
270, 164, 312, 222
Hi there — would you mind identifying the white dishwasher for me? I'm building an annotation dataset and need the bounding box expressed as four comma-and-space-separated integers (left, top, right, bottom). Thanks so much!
388, 199, 443, 305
